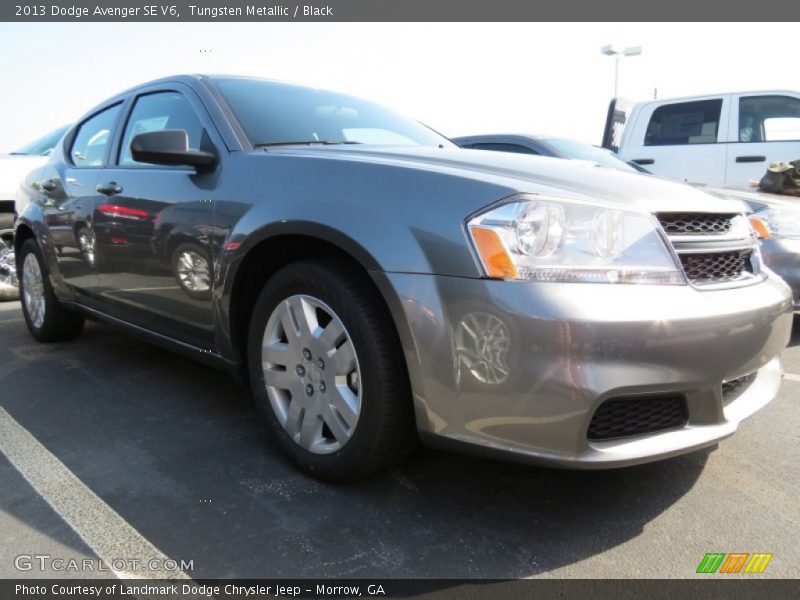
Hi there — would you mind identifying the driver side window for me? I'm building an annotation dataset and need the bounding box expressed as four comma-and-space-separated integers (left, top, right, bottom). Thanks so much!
119, 92, 206, 166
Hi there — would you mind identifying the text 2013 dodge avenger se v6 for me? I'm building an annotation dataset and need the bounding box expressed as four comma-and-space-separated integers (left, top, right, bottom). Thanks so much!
15, 76, 793, 480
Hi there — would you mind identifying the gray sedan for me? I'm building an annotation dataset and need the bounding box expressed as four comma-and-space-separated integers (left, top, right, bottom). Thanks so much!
14, 75, 794, 480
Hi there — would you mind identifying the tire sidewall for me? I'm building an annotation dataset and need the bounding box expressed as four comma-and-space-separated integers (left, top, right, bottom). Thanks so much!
247, 264, 393, 479
18, 240, 54, 340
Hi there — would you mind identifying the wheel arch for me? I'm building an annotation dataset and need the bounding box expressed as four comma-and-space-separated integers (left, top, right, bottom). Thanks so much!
223, 228, 399, 384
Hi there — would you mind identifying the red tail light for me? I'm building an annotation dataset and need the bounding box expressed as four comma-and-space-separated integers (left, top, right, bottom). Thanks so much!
98, 204, 149, 219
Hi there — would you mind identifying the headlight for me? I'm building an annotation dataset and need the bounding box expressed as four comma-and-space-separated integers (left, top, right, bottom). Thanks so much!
467, 194, 685, 284
750, 206, 800, 239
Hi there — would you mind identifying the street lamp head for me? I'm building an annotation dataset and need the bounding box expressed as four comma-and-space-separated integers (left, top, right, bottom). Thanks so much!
623, 46, 642, 56
601, 45, 618, 56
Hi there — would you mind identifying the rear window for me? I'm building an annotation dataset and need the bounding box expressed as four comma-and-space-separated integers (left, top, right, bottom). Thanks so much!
645, 99, 722, 146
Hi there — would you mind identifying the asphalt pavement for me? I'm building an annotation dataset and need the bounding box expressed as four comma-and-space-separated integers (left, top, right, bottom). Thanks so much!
0, 299, 798, 579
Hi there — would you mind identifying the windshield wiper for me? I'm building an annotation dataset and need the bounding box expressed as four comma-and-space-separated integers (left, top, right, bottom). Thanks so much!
254, 140, 361, 148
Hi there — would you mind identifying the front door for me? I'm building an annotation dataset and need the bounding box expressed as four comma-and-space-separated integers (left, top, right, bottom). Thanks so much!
92, 88, 222, 348
725, 93, 800, 187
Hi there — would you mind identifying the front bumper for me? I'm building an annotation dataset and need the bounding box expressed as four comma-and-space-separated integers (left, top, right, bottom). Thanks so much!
761, 237, 800, 310
373, 271, 793, 468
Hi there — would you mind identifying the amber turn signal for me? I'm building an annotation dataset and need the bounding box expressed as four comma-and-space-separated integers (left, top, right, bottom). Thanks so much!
470, 226, 518, 279
749, 216, 771, 240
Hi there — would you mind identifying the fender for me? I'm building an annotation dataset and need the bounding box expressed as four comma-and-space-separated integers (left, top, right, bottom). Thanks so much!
15, 206, 79, 302
213, 219, 384, 364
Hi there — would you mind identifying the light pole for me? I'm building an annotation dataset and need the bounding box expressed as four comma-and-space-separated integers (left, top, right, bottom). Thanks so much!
601, 45, 642, 98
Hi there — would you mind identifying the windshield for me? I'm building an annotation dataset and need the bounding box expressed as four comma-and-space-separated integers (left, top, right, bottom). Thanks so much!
13, 126, 69, 156
212, 78, 453, 148
546, 138, 637, 172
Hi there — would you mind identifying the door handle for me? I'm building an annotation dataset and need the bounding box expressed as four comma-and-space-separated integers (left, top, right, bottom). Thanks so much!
633, 158, 655, 165
40, 179, 57, 192
96, 182, 123, 196
736, 155, 766, 163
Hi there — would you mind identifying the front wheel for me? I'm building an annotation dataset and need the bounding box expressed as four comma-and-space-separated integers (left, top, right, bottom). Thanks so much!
247, 259, 416, 480
18, 239, 85, 342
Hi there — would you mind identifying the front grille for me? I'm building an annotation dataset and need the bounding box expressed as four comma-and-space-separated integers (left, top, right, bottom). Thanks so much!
588, 395, 688, 441
657, 213, 736, 236
722, 373, 756, 403
679, 251, 753, 285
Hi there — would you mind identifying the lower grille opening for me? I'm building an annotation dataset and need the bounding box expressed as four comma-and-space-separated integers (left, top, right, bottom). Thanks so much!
722, 373, 756, 404
679, 250, 753, 286
588, 395, 688, 441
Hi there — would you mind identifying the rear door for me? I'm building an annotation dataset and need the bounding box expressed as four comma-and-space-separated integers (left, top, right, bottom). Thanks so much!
92, 84, 223, 347
38, 102, 124, 294
620, 96, 730, 185
725, 93, 800, 187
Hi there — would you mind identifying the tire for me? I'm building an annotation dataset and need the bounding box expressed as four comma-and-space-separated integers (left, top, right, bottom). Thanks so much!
171, 242, 212, 300
0, 213, 14, 230
18, 239, 85, 342
247, 258, 416, 481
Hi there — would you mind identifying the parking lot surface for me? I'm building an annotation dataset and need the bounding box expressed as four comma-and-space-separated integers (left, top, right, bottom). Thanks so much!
0, 299, 798, 579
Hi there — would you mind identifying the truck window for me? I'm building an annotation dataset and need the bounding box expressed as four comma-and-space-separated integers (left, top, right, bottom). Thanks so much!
739, 95, 800, 142
644, 99, 722, 146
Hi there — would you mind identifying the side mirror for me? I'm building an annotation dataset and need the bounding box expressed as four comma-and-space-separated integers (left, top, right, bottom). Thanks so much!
130, 130, 217, 172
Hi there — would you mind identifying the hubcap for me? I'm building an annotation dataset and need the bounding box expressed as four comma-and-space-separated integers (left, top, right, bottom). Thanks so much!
176, 250, 210, 292
261, 294, 362, 454
22, 253, 46, 329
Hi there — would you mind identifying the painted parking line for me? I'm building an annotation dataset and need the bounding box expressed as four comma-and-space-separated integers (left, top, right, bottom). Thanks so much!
785, 373, 800, 382
0, 405, 191, 580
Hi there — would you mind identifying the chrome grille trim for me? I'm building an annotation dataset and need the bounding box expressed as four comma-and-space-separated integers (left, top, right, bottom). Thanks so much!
658, 212, 737, 236
656, 212, 762, 289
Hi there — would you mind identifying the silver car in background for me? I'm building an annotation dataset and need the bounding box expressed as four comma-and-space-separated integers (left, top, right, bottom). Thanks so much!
704, 185, 800, 310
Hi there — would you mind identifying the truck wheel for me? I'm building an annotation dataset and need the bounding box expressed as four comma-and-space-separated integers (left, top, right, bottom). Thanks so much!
247, 259, 416, 480
18, 239, 85, 342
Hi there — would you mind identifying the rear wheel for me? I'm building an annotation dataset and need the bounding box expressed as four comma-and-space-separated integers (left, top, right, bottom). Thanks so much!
18, 239, 85, 342
247, 259, 416, 480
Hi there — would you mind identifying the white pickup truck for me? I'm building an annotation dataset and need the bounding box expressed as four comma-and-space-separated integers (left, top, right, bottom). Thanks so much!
604, 91, 800, 187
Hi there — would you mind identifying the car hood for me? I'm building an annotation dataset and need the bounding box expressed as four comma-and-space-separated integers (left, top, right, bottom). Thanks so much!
266, 145, 748, 214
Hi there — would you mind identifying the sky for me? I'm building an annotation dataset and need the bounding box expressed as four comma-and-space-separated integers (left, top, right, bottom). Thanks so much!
0, 22, 797, 152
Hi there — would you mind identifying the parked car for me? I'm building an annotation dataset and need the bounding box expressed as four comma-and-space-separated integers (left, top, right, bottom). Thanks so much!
15, 75, 793, 480
605, 91, 800, 186
700, 185, 800, 310
452, 134, 649, 173
1, 126, 68, 228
